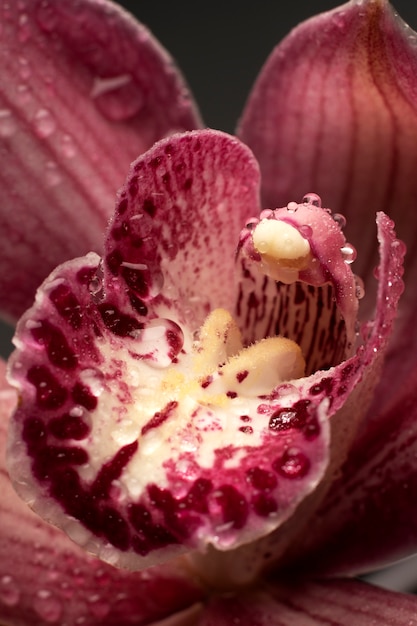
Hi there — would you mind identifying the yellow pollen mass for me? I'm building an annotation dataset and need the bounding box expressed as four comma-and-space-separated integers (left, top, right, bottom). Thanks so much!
252, 219, 312, 284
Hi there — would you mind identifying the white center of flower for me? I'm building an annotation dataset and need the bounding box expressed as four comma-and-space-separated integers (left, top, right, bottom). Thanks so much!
252, 218, 311, 283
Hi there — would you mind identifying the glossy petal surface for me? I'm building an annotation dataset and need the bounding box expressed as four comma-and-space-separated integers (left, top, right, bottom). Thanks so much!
0, 0, 201, 322
199, 579, 417, 625
0, 360, 203, 626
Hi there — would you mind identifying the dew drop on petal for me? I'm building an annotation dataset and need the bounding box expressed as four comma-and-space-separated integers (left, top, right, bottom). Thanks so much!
286, 201, 298, 212
333, 213, 347, 229
302, 193, 322, 207
341, 243, 357, 264
354, 275, 365, 300
60, 133, 77, 158
0, 109, 17, 138
45, 161, 61, 187
299, 225, 313, 238
33, 589, 63, 623
34, 108, 56, 138
0, 575, 20, 607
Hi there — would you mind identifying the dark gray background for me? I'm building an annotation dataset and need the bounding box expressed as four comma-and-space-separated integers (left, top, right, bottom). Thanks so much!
1, 0, 416, 357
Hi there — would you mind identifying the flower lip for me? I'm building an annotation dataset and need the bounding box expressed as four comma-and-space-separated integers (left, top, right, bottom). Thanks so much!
5, 132, 404, 582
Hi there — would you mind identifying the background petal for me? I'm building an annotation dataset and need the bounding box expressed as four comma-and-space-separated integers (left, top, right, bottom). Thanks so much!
0, 0, 201, 322
199, 578, 417, 626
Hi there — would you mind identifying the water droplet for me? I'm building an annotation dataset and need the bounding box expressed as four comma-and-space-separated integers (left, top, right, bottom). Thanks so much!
88, 594, 110, 619
354, 275, 365, 300
91, 74, 143, 122
286, 201, 298, 212
274, 448, 310, 479
60, 133, 76, 158
45, 161, 61, 187
33, 589, 62, 623
333, 213, 346, 229
0, 575, 20, 607
302, 193, 322, 207
18, 56, 31, 80
139, 319, 184, 367
16, 83, 32, 104
0, 109, 17, 138
341, 243, 357, 264
34, 108, 56, 138
259, 209, 274, 220
18, 12, 31, 43
299, 225, 313, 238
245, 218, 259, 231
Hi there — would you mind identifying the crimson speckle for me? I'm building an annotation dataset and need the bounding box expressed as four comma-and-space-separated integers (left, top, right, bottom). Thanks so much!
100, 507, 130, 551
142, 401, 178, 435
236, 370, 249, 383
105, 249, 123, 275
30, 321, 78, 370
226, 391, 237, 399
72, 382, 98, 410
252, 493, 278, 517
215, 485, 248, 530
142, 198, 156, 216
98, 303, 143, 337
128, 292, 148, 316
117, 197, 128, 214
183, 178, 192, 190
273, 449, 311, 479
121, 266, 149, 297
22, 417, 47, 451
182, 478, 212, 513
49, 284, 83, 329
239, 426, 253, 434
246, 467, 277, 491
27, 365, 67, 409
48, 414, 90, 440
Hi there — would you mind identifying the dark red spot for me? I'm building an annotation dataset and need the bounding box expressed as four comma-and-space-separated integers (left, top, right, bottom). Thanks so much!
269, 400, 318, 439
273, 449, 310, 479
129, 292, 148, 316
49, 414, 90, 440
72, 382, 98, 411
162, 173, 170, 186
22, 417, 47, 451
240, 415, 251, 423
106, 249, 123, 275
30, 321, 78, 370
143, 198, 156, 216
100, 506, 130, 551
148, 485, 190, 539
341, 363, 354, 380
118, 197, 128, 214
150, 156, 162, 168
33, 445, 88, 481
246, 467, 277, 491
226, 391, 237, 399
201, 376, 213, 389
91, 440, 138, 499
239, 426, 253, 434
142, 401, 178, 436
183, 178, 192, 191
181, 478, 212, 513
49, 284, 83, 329
121, 266, 149, 298
27, 365, 67, 409
164, 143, 174, 155
252, 493, 278, 517
167, 328, 183, 360
99, 303, 143, 337
309, 377, 334, 396
215, 485, 248, 530
129, 177, 138, 197
76, 265, 97, 285
236, 370, 249, 383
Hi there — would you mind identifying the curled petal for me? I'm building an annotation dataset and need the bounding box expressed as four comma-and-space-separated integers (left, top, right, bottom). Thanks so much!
238, 0, 417, 299
0, 0, 201, 322
199, 579, 417, 626
0, 361, 203, 626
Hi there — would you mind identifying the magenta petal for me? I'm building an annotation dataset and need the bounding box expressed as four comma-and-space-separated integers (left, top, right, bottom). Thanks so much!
0, 363, 203, 626
0, 0, 201, 322
238, 0, 417, 285
200, 579, 417, 626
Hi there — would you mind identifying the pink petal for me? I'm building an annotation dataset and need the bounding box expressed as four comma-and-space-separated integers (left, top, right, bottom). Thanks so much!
0, 0, 201, 322
199, 579, 417, 625
0, 361, 203, 626
282, 359, 417, 578
238, 0, 417, 410
7, 132, 332, 574
196, 211, 405, 584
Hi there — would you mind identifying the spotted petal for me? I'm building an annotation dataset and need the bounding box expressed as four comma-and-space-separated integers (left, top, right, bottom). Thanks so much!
199, 579, 417, 625
0, 0, 201, 322
0, 360, 203, 626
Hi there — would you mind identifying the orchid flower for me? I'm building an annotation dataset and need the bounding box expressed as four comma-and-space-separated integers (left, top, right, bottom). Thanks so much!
1, 0, 417, 624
